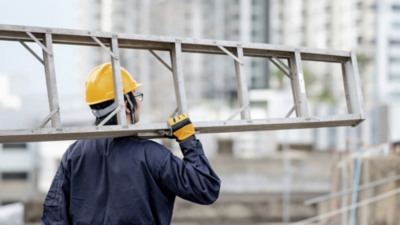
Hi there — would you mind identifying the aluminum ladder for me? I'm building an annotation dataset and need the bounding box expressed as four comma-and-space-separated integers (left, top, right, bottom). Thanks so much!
0, 24, 365, 143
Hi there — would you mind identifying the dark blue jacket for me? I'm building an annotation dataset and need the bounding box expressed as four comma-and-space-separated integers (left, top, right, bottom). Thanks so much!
41, 137, 220, 225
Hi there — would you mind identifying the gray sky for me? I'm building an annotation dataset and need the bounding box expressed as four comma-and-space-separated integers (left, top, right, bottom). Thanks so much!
0, 0, 96, 129
0, 0, 80, 101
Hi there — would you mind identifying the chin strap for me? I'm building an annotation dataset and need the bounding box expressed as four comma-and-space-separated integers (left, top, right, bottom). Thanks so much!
91, 94, 136, 124
91, 102, 117, 118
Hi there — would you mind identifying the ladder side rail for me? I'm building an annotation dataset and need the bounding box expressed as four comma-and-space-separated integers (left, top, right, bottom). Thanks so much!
110, 36, 127, 125
0, 24, 353, 59
170, 41, 188, 115
342, 53, 365, 121
0, 114, 362, 143
289, 50, 309, 117
42, 33, 61, 128
234, 45, 251, 120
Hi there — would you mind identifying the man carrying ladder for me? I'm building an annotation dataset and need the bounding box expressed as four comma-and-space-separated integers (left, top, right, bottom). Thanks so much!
41, 63, 221, 225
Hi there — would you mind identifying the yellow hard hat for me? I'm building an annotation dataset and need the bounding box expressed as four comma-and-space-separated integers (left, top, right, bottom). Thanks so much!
85, 62, 142, 105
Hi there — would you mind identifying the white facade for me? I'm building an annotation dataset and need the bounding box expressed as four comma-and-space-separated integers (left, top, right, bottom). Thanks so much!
0, 143, 38, 205
75, 0, 400, 152
78, 0, 270, 120
378, 0, 400, 102
270, 0, 400, 148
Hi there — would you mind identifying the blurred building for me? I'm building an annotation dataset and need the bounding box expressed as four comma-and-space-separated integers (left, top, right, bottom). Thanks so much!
76, 0, 400, 151
270, 0, 400, 149
75, 0, 276, 158
0, 142, 38, 206
78, 0, 270, 122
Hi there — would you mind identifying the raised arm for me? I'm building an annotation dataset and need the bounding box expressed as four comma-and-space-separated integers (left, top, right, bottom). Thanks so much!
153, 114, 221, 204
159, 138, 220, 204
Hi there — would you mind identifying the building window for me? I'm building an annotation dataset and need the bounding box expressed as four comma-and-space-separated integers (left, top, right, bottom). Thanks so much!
2, 143, 27, 150
326, 22, 332, 30
1, 201, 18, 206
2, 172, 28, 181
356, 2, 363, 10
302, 9, 307, 18
389, 74, 400, 81
393, 22, 400, 29
357, 36, 363, 45
390, 92, 400, 98
251, 60, 257, 68
390, 39, 400, 45
218, 138, 233, 155
279, 12, 283, 21
392, 4, 400, 11
327, 38, 331, 47
325, 6, 332, 13
390, 57, 400, 63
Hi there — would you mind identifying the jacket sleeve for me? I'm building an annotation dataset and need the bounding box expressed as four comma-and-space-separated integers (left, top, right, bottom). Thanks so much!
158, 139, 221, 205
41, 152, 71, 225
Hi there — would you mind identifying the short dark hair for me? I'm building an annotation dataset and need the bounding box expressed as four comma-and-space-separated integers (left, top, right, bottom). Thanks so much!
89, 93, 138, 126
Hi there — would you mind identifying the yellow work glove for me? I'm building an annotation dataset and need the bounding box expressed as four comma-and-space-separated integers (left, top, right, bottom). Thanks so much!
166, 114, 196, 142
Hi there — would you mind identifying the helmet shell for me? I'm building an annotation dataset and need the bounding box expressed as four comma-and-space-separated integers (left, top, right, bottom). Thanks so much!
85, 63, 142, 105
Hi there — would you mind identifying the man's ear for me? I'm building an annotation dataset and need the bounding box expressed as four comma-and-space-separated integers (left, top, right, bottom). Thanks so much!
124, 100, 131, 114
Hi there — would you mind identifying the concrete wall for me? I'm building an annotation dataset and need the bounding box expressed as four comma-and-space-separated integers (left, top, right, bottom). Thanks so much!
321, 155, 400, 225
172, 193, 321, 224
357, 156, 400, 225
208, 152, 332, 193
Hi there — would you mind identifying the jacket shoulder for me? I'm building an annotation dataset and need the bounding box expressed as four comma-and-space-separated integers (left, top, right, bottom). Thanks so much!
65, 139, 106, 159
143, 139, 170, 156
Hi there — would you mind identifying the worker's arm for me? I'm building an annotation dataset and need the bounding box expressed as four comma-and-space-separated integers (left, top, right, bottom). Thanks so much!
159, 138, 221, 204
153, 114, 221, 205
41, 151, 71, 225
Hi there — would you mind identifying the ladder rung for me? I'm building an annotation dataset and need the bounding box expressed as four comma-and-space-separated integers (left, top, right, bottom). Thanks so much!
42, 33, 61, 128
170, 41, 188, 115
110, 37, 127, 125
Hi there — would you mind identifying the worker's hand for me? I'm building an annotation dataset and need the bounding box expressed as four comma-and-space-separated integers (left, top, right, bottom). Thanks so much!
166, 114, 196, 142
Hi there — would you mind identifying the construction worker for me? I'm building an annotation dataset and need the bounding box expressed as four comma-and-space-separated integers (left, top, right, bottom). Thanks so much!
41, 63, 221, 225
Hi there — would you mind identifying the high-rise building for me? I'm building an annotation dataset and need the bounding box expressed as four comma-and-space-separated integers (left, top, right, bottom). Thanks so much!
270, 0, 400, 147
77, 0, 400, 151
78, 0, 270, 123
0, 142, 38, 206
